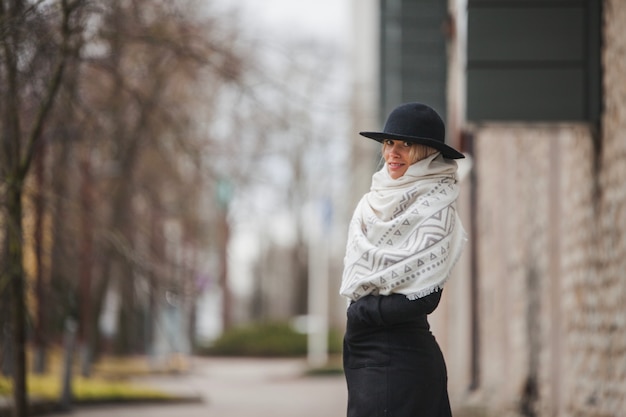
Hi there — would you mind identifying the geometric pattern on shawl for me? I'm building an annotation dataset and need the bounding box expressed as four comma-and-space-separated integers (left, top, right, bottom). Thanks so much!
340, 175, 466, 302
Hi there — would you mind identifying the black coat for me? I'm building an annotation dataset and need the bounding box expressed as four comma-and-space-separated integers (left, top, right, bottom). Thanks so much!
343, 291, 452, 417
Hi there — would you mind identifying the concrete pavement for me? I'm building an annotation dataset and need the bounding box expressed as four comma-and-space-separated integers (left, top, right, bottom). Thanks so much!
47, 357, 348, 417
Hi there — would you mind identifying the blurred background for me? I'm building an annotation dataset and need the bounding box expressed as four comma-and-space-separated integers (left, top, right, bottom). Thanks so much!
1, 0, 625, 417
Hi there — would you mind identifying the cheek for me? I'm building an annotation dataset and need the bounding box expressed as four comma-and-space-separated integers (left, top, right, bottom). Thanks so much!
399, 149, 412, 160
383, 147, 412, 160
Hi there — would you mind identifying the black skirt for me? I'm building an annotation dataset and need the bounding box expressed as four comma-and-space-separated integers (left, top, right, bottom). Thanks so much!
343, 313, 452, 417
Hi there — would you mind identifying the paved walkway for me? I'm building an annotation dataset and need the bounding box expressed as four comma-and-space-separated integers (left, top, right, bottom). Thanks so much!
47, 357, 348, 417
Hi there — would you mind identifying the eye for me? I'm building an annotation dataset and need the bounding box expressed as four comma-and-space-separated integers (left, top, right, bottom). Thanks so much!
384, 139, 394, 146
403, 141, 412, 147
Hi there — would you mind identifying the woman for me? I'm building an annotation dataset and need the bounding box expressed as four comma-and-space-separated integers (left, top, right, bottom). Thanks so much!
340, 102, 466, 417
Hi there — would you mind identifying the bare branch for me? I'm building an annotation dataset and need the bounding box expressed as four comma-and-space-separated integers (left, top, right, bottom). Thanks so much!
18, 0, 81, 181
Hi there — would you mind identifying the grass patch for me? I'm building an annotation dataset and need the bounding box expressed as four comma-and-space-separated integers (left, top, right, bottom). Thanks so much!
73, 377, 173, 402
0, 373, 174, 402
0, 349, 183, 403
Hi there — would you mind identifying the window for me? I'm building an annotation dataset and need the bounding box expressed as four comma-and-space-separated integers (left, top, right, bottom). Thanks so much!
466, 0, 601, 122
380, 0, 449, 122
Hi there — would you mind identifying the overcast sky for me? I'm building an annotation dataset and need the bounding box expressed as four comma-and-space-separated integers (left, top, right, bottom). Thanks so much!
196, 0, 353, 300
215, 0, 351, 44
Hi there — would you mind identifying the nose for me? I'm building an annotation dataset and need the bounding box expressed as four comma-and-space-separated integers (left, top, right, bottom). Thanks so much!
388, 142, 401, 154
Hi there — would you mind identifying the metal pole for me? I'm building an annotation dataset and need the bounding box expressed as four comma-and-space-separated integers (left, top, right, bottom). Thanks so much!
307, 202, 329, 368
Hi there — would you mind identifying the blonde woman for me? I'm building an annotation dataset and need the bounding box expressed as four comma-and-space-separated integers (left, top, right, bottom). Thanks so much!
340, 103, 466, 417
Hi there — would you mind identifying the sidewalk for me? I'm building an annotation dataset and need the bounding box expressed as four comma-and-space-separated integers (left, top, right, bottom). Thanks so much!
43, 357, 348, 417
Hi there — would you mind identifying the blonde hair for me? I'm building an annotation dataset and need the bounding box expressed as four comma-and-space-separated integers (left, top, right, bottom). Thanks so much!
408, 144, 438, 163
381, 142, 438, 165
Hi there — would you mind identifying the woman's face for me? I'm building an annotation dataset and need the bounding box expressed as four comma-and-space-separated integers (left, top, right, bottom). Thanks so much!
383, 139, 413, 179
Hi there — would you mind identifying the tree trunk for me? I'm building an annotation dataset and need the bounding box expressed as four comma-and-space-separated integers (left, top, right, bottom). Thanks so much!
89, 172, 135, 357
78, 156, 93, 375
33, 141, 47, 374
7, 183, 28, 417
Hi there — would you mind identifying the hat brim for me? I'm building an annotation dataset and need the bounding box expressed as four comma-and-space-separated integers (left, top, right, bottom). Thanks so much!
359, 131, 465, 159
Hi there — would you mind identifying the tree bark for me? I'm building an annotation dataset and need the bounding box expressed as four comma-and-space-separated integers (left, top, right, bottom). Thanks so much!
33, 141, 47, 374
7, 183, 28, 417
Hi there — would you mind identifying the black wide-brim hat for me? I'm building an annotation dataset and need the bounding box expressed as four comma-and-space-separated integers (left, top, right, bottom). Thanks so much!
360, 102, 465, 159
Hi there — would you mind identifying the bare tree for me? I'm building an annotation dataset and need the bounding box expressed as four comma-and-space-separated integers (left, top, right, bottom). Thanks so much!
231, 36, 349, 321
1, 5, 347, 408
66, 0, 252, 358
0, 1, 84, 415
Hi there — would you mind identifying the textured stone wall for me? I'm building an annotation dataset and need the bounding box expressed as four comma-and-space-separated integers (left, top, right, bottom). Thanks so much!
565, 0, 626, 415
469, 125, 587, 416
442, 0, 626, 416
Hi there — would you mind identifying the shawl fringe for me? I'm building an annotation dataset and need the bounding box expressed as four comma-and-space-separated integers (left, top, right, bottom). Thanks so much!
404, 229, 467, 300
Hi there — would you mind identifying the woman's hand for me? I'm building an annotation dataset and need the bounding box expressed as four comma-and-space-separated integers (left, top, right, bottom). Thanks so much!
347, 295, 385, 326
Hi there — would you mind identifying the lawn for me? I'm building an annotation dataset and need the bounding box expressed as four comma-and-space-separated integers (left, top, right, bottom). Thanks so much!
0, 349, 188, 403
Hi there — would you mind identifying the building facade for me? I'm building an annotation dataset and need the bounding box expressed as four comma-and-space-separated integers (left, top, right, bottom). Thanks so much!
350, 0, 626, 416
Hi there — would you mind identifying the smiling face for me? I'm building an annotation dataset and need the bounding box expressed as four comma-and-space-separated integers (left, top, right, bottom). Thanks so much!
383, 139, 413, 179
382, 140, 438, 179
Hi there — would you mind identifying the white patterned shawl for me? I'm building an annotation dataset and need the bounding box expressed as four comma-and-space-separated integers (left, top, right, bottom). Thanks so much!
340, 153, 467, 301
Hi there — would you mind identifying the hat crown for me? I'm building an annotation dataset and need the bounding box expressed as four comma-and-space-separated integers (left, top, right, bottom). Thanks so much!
383, 103, 445, 143
359, 102, 464, 159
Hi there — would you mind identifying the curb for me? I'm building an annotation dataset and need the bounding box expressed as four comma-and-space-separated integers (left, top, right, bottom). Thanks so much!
0, 394, 204, 417
0, 398, 60, 417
